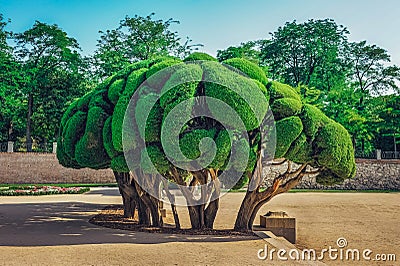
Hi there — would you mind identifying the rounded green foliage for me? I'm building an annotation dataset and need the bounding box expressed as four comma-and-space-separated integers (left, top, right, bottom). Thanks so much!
146, 59, 182, 89
300, 104, 331, 139
110, 154, 130, 172
135, 93, 162, 143
314, 122, 356, 179
231, 137, 257, 172
315, 170, 345, 186
184, 52, 218, 62
94, 75, 115, 92
77, 91, 95, 112
75, 107, 110, 169
63, 111, 87, 160
223, 58, 268, 85
103, 116, 119, 158
141, 145, 171, 175
271, 98, 303, 120
267, 81, 301, 102
202, 61, 269, 131
284, 133, 313, 164
88, 90, 113, 114
209, 129, 232, 169
111, 69, 147, 152
160, 63, 203, 116
275, 116, 303, 158
61, 99, 79, 127
179, 129, 217, 161
124, 68, 148, 96
56, 138, 83, 169
107, 79, 125, 105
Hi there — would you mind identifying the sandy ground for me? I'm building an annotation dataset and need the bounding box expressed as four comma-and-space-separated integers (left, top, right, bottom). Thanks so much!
0, 188, 399, 265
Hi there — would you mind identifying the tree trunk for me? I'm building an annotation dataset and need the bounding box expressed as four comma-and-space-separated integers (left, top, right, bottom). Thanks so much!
113, 171, 137, 219
132, 176, 162, 227
162, 179, 180, 229
204, 198, 219, 229
137, 197, 151, 225
234, 191, 259, 231
187, 205, 204, 229
26, 92, 33, 152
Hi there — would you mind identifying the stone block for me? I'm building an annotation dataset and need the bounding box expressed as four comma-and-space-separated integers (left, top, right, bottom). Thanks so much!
260, 211, 296, 244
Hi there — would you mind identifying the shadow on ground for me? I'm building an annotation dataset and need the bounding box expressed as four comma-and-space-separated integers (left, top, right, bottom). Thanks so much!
0, 201, 257, 246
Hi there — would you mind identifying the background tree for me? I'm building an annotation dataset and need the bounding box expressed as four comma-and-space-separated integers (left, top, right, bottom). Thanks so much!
216, 41, 261, 63
0, 14, 25, 142
348, 40, 400, 108
260, 19, 349, 90
373, 95, 400, 153
13, 21, 89, 150
93, 13, 202, 79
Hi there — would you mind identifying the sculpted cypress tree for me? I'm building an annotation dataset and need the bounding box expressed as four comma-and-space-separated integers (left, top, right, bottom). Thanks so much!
57, 54, 355, 231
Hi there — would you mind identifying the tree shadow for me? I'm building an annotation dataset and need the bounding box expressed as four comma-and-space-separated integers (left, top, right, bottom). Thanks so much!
0, 201, 258, 246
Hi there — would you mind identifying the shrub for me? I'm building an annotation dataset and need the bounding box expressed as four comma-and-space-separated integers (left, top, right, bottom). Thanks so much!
275, 116, 303, 158
184, 52, 218, 62
223, 58, 268, 85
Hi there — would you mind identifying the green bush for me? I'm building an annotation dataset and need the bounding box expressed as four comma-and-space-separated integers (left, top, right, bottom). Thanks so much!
103, 116, 119, 158
300, 104, 331, 139
108, 79, 125, 105
275, 116, 303, 158
314, 122, 356, 179
284, 133, 313, 164
88, 90, 113, 114
60, 99, 79, 127
135, 93, 163, 143
110, 154, 130, 172
160, 63, 203, 115
75, 107, 110, 169
223, 58, 268, 85
209, 129, 232, 169
271, 98, 302, 120
184, 52, 218, 62
141, 145, 170, 175
179, 129, 217, 162
231, 137, 256, 172
124, 68, 147, 96
146, 59, 182, 89
267, 81, 301, 102
202, 61, 269, 131
63, 111, 87, 160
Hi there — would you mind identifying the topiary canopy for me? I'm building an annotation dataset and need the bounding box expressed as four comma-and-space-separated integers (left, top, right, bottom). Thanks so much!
57, 54, 355, 187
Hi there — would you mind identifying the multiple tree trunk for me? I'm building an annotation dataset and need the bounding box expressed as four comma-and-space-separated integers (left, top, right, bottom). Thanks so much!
113, 161, 315, 232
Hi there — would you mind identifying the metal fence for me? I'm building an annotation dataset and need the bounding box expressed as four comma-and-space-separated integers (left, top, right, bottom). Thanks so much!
382, 151, 400, 159
0, 142, 7, 152
355, 150, 377, 159
0, 142, 56, 153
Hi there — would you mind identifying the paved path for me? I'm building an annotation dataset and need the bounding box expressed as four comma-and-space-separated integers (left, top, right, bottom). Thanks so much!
0, 188, 276, 266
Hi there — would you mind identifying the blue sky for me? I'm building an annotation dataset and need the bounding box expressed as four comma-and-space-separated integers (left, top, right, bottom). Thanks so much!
1, 0, 400, 65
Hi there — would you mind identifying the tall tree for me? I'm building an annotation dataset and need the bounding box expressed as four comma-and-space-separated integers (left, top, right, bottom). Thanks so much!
260, 19, 349, 90
348, 41, 400, 108
94, 13, 201, 78
0, 14, 25, 142
216, 41, 261, 63
14, 21, 88, 151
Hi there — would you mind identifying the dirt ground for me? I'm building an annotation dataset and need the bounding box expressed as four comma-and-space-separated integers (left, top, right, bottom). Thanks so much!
0, 190, 398, 265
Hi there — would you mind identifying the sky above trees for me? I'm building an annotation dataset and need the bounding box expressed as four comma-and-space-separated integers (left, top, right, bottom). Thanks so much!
1, 0, 400, 65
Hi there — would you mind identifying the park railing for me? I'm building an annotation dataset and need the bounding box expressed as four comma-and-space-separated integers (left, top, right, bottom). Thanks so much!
381, 151, 400, 159
0, 141, 57, 153
355, 149, 399, 160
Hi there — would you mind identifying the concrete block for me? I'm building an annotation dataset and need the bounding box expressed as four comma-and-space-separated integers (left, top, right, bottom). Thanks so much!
260, 211, 296, 244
